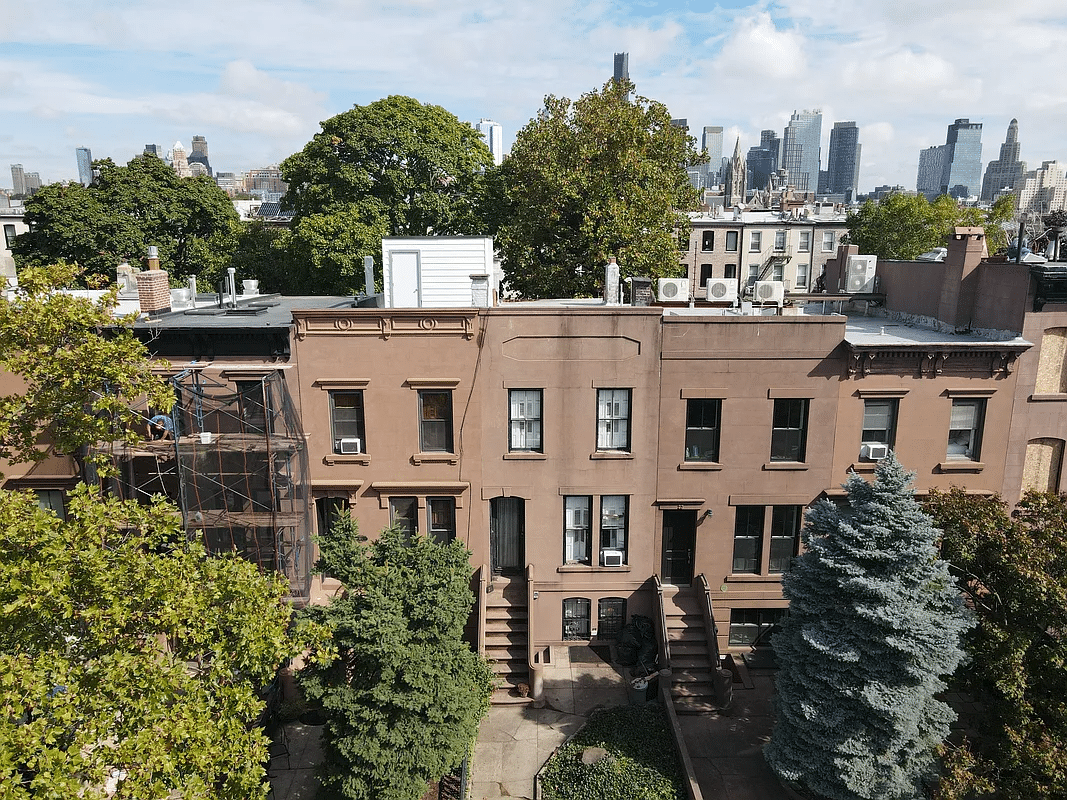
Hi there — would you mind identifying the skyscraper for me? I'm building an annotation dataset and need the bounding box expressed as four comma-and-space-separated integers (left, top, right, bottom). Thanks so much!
10, 164, 25, 197
941, 119, 983, 199
613, 52, 628, 83
981, 119, 1025, 202
169, 142, 192, 178
144, 144, 165, 159
702, 127, 723, 185
188, 135, 212, 177
476, 119, 504, 166
747, 130, 781, 191
825, 122, 861, 201
917, 145, 947, 199
781, 110, 823, 193
76, 147, 93, 186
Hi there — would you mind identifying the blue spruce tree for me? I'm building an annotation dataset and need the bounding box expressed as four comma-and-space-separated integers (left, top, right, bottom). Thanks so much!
765, 454, 971, 800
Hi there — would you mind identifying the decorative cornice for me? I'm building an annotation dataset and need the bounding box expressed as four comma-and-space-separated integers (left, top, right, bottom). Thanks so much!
846, 343, 1026, 378
293, 309, 477, 341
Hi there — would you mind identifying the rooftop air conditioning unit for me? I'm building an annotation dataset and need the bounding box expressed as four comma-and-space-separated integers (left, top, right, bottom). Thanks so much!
705, 278, 738, 304
846, 255, 878, 293
754, 280, 785, 305
601, 549, 624, 567
339, 437, 362, 454
658, 278, 690, 302
860, 442, 889, 461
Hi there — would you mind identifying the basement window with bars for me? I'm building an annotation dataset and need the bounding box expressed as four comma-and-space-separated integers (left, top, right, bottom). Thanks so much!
728, 608, 786, 647
598, 598, 626, 639
563, 598, 591, 641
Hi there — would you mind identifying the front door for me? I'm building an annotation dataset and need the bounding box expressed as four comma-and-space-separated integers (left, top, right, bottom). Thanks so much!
661, 510, 696, 585
490, 496, 524, 575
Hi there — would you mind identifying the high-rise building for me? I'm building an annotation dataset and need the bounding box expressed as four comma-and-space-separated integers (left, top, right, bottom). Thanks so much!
169, 142, 192, 178
1015, 161, 1067, 215
23, 172, 42, 196
981, 119, 1025, 202
76, 147, 93, 186
188, 135, 212, 177
941, 118, 983, 199
476, 119, 504, 166
917, 145, 947, 200
144, 144, 165, 159
781, 110, 822, 192
747, 130, 781, 191
10, 164, 25, 197
613, 52, 629, 100
825, 121, 861, 201
702, 127, 723, 185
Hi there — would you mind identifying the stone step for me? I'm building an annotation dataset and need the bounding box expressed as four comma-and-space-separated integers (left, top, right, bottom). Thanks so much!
672, 698, 719, 714
671, 681, 715, 697
486, 645, 528, 661
666, 628, 705, 641
484, 632, 527, 647
670, 655, 712, 671
665, 613, 705, 628
670, 642, 710, 658
671, 668, 715, 683
661, 594, 703, 615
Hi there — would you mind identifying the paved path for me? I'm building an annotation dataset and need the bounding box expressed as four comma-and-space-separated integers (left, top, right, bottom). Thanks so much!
469, 646, 629, 800
267, 721, 323, 800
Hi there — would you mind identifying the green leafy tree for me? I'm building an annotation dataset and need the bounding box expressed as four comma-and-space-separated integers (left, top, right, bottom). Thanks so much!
491, 79, 703, 299
845, 193, 1014, 260
299, 518, 494, 800
766, 454, 971, 800
926, 488, 1067, 800
0, 263, 175, 471
280, 96, 493, 294
0, 486, 301, 799
13, 155, 240, 285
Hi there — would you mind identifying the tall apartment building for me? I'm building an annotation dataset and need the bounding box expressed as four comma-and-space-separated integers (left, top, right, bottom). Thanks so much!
781, 110, 822, 192
747, 130, 781, 191
144, 144, 165, 159
941, 118, 983, 199
702, 127, 724, 185
476, 119, 503, 166
169, 142, 192, 178
9, 164, 25, 197
981, 119, 1025, 202
824, 122, 861, 201
188, 135, 212, 177
245, 165, 287, 200
1016, 161, 1067, 215
76, 147, 93, 186
916, 145, 947, 199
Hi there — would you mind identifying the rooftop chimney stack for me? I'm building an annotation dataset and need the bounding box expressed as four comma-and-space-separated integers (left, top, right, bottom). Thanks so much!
604, 258, 620, 304
136, 245, 170, 316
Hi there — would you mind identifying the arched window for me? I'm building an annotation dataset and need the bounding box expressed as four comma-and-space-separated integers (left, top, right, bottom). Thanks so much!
1023, 438, 1064, 493
562, 598, 591, 641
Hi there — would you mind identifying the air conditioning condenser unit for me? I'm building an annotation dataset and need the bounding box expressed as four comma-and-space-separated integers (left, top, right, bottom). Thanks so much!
705, 278, 738, 304
339, 437, 362, 454
658, 278, 690, 302
601, 549, 624, 567
846, 255, 878, 293
754, 280, 785, 305
860, 442, 889, 461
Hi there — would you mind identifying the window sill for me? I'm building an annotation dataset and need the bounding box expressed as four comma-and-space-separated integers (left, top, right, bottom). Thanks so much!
849, 462, 878, 473
725, 574, 783, 582
678, 461, 724, 471
557, 565, 632, 574
503, 452, 547, 461
411, 452, 459, 465
763, 462, 808, 471
938, 461, 985, 473
590, 451, 634, 460
1030, 393, 1067, 402
324, 453, 371, 466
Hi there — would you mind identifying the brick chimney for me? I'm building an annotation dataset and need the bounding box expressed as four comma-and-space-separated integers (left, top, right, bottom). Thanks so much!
136, 245, 171, 316
937, 227, 987, 329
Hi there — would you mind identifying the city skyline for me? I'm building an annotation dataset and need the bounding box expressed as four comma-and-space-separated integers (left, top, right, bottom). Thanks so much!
1, 0, 1063, 193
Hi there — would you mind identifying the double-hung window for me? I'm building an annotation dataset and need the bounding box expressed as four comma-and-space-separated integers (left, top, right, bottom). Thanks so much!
798, 231, 811, 252
599, 495, 628, 565
596, 389, 631, 451
685, 399, 721, 462
701, 231, 715, 251
862, 399, 898, 448
428, 497, 456, 544
822, 231, 836, 252
564, 496, 593, 564
749, 232, 762, 252
390, 496, 418, 536
330, 391, 366, 454
733, 505, 803, 576
3, 225, 16, 250
726, 231, 739, 252
771, 398, 809, 462
509, 389, 543, 452
733, 506, 763, 573
768, 506, 801, 573
728, 608, 786, 646
419, 390, 453, 452
947, 399, 985, 461
774, 230, 787, 252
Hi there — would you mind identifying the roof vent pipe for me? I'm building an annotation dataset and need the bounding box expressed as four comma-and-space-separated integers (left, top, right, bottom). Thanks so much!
227, 267, 237, 308
146, 246, 160, 270
604, 257, 620, 304
364, 255, 375, 297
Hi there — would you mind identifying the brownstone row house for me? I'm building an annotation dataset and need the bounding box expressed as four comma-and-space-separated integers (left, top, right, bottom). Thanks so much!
5, 228, 1067, 711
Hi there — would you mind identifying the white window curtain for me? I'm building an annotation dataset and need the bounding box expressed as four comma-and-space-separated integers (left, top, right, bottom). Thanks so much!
510, 390, 541, 450
597, 390, 629, 450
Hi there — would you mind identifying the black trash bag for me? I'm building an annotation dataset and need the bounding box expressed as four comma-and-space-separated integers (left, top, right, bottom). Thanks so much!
616, 614, 658, 668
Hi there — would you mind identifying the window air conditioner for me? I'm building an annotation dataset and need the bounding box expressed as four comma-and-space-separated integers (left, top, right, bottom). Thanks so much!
705, 278, 738, 304
657, 278, 690, 302
860, 442, 889, 461
754, 280, 785, 305
601, 549, 624, 567
339, 437, 362, 454
846, 255, 878, 293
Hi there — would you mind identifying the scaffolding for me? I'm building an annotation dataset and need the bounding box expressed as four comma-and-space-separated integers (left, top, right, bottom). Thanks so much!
94, 368, 312, 602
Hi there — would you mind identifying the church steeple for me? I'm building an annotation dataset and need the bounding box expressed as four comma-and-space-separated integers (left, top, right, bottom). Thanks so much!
724, 137, 747, 207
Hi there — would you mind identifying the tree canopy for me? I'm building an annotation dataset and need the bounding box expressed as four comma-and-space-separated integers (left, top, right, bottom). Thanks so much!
766, 455, 971, 800
278, 96, 493, 294
926, 488, 1067, 800
12, 155, 240, 286
490, 79, 704, 299
845, 193, 1014, 260
299, 518, 493, 800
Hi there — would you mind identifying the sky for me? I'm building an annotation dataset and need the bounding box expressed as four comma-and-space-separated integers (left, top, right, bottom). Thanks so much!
2, 0, 1066, 194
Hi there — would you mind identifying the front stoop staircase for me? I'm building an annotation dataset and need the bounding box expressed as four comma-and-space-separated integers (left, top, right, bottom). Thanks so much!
484, 579, 532, 704
663, 590, 717, 713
